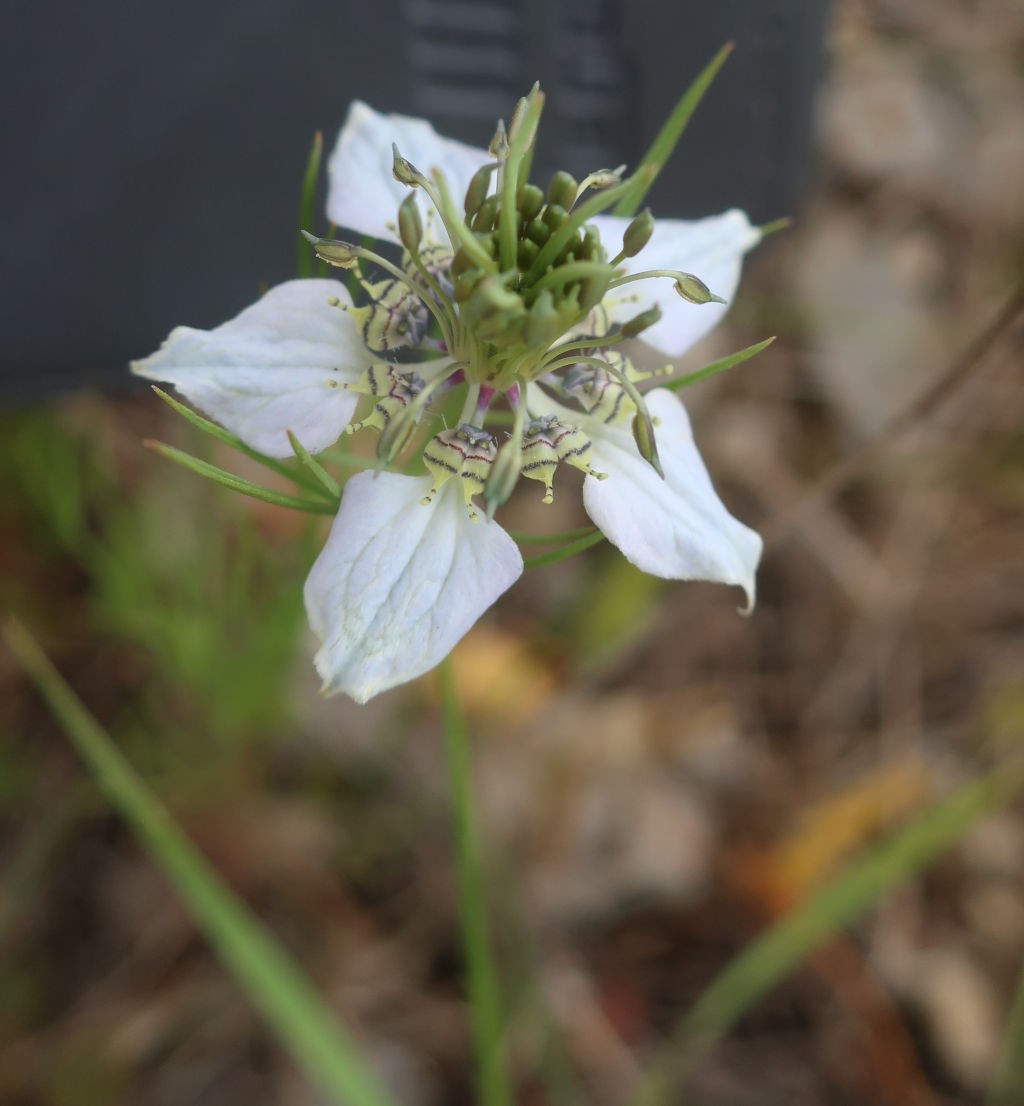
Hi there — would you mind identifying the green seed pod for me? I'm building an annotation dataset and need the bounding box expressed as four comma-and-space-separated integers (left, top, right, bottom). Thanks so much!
517, 238, 539, 272
619, 304, 662, 337
516, 183, 544, 222
547, 171, 578, 211
398, 193, 422, 254
621, 209, 655, 258
464, 164, 495, 217
525, 218, 550, 247
674, 272, 725, 305
471, 196, 499, 233
542, 203, 568, 232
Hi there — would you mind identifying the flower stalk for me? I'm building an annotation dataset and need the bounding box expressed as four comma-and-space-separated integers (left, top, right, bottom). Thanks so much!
438, 657, 513, 1106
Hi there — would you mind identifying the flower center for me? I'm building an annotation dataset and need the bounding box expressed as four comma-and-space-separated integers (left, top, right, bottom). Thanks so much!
305, 85, 725, 518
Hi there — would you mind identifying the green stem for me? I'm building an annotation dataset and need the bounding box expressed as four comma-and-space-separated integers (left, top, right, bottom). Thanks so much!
4, 619, 397, 1106
987, 954, 1024, 1105
438, 657, 512, 1106
523, 530, 604, 568
296, 131, 323, 278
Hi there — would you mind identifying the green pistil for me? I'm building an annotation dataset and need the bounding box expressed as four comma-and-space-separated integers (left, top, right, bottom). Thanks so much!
523, 261, 615, 303
539, 329, 626, 368
521, 166, 655, 286
498, 87, 545, 273
431, 171, 499, 274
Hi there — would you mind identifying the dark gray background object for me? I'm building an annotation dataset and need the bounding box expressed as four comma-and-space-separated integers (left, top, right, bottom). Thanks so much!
2, 0, 828, 402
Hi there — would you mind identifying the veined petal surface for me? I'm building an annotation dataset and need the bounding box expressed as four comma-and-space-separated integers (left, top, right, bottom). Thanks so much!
132, 280, 368, 457
592, 210, 761, 359
583, 388, 762, 607
305, 472, 523, 702
327, 101, 492, 244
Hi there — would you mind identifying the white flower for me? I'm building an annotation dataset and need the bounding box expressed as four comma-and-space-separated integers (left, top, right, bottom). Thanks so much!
134, 93, 764, 702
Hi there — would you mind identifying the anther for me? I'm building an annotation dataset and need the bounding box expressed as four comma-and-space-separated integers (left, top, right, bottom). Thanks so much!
674, 273, 726, 305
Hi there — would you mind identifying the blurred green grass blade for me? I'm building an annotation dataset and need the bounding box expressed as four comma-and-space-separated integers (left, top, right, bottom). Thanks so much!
4, 619, 397, 1106
612, 42, 733, 218
152, 387, 335, 499
297, 131, 324, 278
438, 657, 513, 1106
511, 526, 597, 545
289, 430, 341, 498
523, 530, 603, 569
661, 337, 775, 393
633, 765, 1024, 1106
987, 958, 1024, 1106
146, 440, 337, 514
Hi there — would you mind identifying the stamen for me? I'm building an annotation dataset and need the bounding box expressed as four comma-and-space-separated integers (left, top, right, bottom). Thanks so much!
574, 165, 626, 203
607, 267, 726, 305
303, 232, 457, 346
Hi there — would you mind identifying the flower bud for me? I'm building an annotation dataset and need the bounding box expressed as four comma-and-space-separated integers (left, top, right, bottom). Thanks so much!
301, 231, 359, 269
398, 193, 422, 254
621, 209, 654, 258
619, 304, 662, 338
547, 171, 578, 211
674, 272, 726, 305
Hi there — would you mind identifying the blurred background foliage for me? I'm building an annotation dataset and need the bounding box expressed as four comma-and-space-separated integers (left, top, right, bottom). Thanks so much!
3, 1, 1024, 1104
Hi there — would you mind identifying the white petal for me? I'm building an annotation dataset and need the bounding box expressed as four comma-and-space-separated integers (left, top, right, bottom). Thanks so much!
583, 388, 762, 607
591, 209, 761, 359
304, 472, 523, 702
327, 101, 492, 244
132, 280, 369, 457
